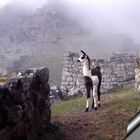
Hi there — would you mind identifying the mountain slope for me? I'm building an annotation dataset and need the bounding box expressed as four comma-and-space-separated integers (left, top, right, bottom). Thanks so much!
0, 0, 139, 84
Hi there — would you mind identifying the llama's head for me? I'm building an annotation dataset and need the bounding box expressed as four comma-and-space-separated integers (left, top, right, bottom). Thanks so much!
78, 50, 90, 69
78, 50, 88, 62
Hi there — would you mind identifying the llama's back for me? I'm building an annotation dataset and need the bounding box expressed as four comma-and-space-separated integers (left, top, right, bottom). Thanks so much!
91, 66, 102, 82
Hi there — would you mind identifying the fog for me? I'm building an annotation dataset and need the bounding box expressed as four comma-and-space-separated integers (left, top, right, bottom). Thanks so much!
64, 0, 140, 44
0, 0, 140, 80
0, 0, 48, 11
0, 0, 140, 44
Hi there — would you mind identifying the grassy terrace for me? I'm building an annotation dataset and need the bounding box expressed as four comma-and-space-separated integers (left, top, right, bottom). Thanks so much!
42, 87, 140, 140
52, 87, 140, 117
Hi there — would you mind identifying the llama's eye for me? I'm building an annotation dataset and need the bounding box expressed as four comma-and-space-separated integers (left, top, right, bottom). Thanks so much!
81, 55, 85, 59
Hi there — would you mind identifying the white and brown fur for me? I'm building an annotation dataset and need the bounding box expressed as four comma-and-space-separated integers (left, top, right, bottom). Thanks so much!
78, 50, 102, 112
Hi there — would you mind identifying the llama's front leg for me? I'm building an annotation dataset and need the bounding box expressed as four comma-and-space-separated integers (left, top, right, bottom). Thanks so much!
92, 85, 98, 110
85, 85, 90, 112
85, 98, 90, 112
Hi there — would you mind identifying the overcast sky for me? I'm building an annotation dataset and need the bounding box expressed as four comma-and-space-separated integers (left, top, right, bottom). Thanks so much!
0, 0, 140, 44
0, 0, 48, 9
65, 0, 140, 44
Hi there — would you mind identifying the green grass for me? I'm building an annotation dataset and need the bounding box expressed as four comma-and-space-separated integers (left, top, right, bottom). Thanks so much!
39, 123, 65, 140
43, 87, 140, 140
51, 97, 86, 117
52, 87, 140, 117
105, 88, 140, 114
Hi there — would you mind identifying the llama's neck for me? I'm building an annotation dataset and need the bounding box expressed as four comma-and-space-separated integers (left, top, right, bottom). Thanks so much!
82, 62, 91, 77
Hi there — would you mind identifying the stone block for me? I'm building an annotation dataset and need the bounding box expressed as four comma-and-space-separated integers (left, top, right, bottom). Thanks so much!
62, 71, 71, 76
66, 76, 73, 82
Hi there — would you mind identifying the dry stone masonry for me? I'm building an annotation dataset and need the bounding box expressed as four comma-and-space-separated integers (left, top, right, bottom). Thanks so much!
61, 52, 136, 96
0, 67, 51, 140
134, 57, 140, 92
135, 68, 140, 92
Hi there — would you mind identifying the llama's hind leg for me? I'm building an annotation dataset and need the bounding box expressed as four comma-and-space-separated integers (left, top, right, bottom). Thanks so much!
91, 89, 94, 109
97, 83, 101, 107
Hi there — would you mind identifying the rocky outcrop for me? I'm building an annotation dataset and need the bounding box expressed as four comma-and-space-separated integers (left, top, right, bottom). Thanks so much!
0, 67, 51, 140
68, 87, 83, 97
61, 52, 136, 95
50, 85, 64, 103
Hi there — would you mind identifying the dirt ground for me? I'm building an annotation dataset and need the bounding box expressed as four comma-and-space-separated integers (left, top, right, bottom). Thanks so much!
51, 88, 139, 140
52, 106, 130, 140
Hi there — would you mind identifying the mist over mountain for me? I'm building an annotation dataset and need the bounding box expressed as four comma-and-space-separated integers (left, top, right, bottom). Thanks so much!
0, 0, 139, 84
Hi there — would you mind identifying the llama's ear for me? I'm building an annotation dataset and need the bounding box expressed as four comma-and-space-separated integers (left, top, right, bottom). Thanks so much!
81, 50, 86, 56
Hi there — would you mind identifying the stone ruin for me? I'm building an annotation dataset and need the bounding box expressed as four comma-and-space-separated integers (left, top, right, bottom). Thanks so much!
61, 52, 137, 96
135, 56, 140, 92
135, 65, 140, 92
0, 67, 51, 140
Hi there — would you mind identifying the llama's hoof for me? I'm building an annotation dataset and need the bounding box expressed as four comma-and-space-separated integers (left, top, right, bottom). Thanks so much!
85, 107, 89, 112
94, 107, 98, 111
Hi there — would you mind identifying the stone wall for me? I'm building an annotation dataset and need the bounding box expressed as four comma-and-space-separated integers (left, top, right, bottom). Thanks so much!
135, 68, 140, 92
61, 52, 136, 95
0, 67, 51, 140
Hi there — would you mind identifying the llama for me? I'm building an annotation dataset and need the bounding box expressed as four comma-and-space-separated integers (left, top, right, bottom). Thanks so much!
77, 50, 102, 112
